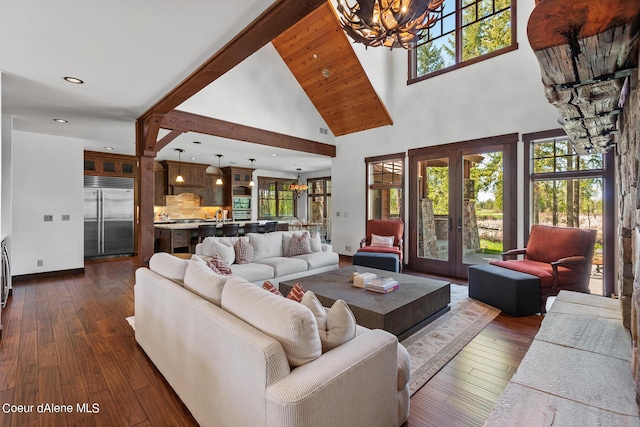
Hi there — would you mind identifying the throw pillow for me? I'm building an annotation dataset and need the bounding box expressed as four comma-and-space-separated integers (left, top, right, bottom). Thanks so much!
234, 238, 254, 264
300, 291, 357, 352
288, 232, 312, 257
201, 239, 236, 265
310, 232, 322, 252
286, 283, 305, 302
263, 281, 282, 296
371, 234, 394, 247
207, 254, 232, 276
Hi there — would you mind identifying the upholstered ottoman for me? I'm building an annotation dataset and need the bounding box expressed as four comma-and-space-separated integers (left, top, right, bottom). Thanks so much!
468, 264, 541, 316
352, 252, 400, 273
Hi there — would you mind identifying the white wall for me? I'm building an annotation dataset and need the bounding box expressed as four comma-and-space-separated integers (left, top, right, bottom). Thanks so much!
11, 131, 83, 275
330, 0, 560, 256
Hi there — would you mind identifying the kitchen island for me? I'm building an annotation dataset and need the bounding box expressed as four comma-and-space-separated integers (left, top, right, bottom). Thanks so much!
154, 221, 288, 253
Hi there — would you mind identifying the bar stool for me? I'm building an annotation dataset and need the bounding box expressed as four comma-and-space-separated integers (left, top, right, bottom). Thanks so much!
222, 223, 239, 237
243, 222, 260, 234
197, 224, 216, 242
264, 221, 278, 233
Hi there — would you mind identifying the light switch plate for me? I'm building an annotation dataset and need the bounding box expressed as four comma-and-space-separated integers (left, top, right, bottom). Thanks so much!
62, 214, 70, 221
44, 215, 53, 222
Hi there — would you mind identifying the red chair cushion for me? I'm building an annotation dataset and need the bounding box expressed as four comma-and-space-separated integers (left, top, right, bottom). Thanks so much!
357, 246, 403, 261
490, 259, 583, 289
525, 225, 593, 264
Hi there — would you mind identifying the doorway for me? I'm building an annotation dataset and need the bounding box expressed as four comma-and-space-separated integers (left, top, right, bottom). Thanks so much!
408, 134, 518, 278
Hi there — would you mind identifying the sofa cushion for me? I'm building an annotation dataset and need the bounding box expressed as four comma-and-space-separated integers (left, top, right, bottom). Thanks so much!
234, 238, 254, 264
202, 238, 236, 265
229, 263, 274, 283
249, 232, 284, 261
300, 291, 357, 352
149, 252, 188, 283
256, 257, 308, 277
222, 276, 321, 367
294, 251, 340, 270
490, 259, 555, 288
288, 232, 312, 257
183, 260, 227, 306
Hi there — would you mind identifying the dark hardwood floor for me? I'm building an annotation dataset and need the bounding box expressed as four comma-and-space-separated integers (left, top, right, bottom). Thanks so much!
0, 258, 542, 426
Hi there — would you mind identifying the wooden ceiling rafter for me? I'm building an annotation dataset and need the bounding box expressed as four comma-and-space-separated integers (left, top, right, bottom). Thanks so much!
161, 110, 336, 157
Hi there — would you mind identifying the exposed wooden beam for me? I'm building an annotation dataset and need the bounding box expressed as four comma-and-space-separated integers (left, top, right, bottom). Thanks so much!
162, 110, 336, 157
156, 129, 185, 152
139, 0, 327, 120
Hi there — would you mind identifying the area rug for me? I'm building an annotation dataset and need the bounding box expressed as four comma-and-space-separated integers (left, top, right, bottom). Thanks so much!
401, 283, 501, 396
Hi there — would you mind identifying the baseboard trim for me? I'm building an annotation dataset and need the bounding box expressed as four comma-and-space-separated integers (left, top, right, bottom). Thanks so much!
13, 268, 85, 282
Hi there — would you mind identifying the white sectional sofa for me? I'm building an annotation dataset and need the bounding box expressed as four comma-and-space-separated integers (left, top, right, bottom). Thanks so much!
135, 253, 411, 427
194, 230, 339, 286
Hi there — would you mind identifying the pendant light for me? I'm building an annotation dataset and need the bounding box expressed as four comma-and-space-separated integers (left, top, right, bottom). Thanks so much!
215, 154, 223, 185
249, 158, 256, 187
174, 148, 185, 183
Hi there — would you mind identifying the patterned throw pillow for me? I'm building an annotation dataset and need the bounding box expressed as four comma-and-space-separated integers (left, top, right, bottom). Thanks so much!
286, 283, 305, 302
207, 254, 232, 276
263, 281, 282, 296
370, 234, 394, 247
234, 238, 254, 264
288, 232, 312, 257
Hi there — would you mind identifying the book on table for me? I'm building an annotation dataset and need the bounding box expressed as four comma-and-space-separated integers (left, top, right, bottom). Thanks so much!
367, 277, 399, 293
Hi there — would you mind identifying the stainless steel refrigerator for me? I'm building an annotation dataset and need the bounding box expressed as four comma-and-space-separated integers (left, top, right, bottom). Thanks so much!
84, 176, 134, 259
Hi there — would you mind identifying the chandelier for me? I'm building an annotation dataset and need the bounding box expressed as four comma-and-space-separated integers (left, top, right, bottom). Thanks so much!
290, 168, 308, 197
336, 0, 445, 49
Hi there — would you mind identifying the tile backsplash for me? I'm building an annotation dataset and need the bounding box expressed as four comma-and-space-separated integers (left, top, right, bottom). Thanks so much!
154, 192, 227, 220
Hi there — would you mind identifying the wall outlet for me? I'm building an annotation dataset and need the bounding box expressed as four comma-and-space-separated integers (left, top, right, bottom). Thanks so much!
344, 212, 348, 217
345, 245, 352, 252
336, 212, 340, 217
37, 260, 44, 267
44, 215, 53, 222
62, 214, 70, 221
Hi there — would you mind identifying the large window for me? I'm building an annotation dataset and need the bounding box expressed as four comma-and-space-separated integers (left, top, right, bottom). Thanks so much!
524, 131, 614, 296
307, 177, 331, 222
409, 0, 516, 82
366, 154, 404, 220
258, 177, 296, 219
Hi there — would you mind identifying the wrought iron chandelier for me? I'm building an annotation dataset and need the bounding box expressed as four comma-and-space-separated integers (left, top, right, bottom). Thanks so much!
336, 0, 445, 49
290, 168, 308, 197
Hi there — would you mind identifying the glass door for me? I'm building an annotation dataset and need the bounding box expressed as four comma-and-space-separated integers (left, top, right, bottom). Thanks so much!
409, 136, 517, 278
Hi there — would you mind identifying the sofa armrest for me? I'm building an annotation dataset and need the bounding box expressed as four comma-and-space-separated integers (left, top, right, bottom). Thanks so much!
360, 237, 368, 248
501, 248, 527, 260
266, 329, 401, 426
552, 255, 586, 266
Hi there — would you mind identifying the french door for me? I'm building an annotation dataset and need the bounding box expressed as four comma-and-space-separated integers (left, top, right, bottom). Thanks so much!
408, 134, 518, 278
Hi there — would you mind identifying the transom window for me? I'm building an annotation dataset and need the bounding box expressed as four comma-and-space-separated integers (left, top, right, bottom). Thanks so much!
409, 0, 516, 82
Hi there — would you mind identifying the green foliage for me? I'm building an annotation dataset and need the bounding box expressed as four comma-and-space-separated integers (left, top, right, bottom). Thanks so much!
469, 151, 503, 209
416, 41, 446, 75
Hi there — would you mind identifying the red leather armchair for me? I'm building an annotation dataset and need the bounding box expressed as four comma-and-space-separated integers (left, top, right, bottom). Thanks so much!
490, 224, 597, 310
357, 220, 404, 270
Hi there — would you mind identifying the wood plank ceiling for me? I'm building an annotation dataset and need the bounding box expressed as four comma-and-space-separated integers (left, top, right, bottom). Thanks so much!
527, 0, 640, 154
272, 2, 393, 137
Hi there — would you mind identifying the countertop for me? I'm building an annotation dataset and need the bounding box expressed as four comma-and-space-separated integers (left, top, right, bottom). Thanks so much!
154, 221, 284, 230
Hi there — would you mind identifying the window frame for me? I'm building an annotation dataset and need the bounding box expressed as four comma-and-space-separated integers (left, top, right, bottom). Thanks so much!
365, 153, 406, 222
408, 0, 518, 84
307, 176, 331, 222
257, 176, 297, 220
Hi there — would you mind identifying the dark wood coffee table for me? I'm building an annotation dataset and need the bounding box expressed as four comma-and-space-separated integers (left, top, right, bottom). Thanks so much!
280, 266, 450, 340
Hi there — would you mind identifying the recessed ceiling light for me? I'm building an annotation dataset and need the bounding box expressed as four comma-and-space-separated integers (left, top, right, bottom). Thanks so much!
63, 76, 84, 84
53, 118, 68, 123
104, 147, 114, 150
190, 157, 197, 160
272, 153, 277, 157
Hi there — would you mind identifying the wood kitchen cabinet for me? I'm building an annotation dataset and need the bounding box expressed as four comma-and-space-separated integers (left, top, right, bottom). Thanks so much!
161, 160, 206, 188
223, 166, 254, 196
84, 151, 137, 177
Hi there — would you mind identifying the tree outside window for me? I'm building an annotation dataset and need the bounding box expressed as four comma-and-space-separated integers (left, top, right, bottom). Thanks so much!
258, 178, 296, 219
411, 0, 516, 81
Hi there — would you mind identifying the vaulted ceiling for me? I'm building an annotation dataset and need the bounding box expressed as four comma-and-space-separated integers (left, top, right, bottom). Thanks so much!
272, 2, 393, 137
